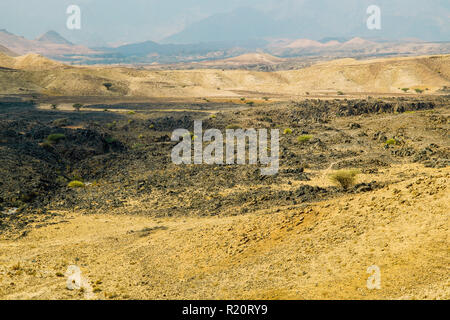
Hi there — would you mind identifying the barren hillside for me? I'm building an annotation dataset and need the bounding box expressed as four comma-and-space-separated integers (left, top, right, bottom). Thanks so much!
0, 53, 449, 97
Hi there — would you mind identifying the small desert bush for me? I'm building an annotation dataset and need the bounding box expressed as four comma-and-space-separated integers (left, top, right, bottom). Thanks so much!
73, 103, 83, 111
47, 133, 66, 144
401, 88, 409, 93
68, 180, 85, 188
337, 91, 345, 95
414, 88, 424, 94
131, 143, 145, 150
329, 169, 359, 190
386, 138, 397, 145
226, 124, 241, 130
283, 128, 293, 135
298, 135, 313, 143
105, 137, 116, 144
246, 101, 255, 106
127, 111, 136, 115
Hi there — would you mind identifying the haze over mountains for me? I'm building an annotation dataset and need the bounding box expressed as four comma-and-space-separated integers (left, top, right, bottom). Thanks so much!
0, 27, 449, 67
163, 1, 450, 44
0, 0, 449, 65
0, 29, 94, 57
1, 0, 449, 45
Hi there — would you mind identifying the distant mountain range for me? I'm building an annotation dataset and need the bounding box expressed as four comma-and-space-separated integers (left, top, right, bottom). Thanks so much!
0, 29, 95, 57
0, 29, 449, 66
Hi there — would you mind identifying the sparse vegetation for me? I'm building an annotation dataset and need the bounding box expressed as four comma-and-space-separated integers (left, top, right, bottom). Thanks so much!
73, 103, 83, 111
46, 133, 66, 144
401, 88, 410, 93
226, 124, 241, 130
128, 111, 136, 115
415, 88, 424, 94
246, 101, 255, 106
51, 104, 58, 110
105, 137, 116, 144
337, 91, 345, 96
386, 138, 397, 145
132, 143, 145, 150
283, 128, 293, 135
298, 135, 313, 143
68, 180, 85, 188
103, 83, 113, 90
329, 169, 359, 190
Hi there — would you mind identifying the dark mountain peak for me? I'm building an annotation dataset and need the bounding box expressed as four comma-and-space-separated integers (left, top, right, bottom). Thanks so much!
36, 31, 73, 45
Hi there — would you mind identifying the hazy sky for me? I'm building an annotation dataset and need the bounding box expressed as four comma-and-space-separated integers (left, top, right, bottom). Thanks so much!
0, 0, 266, 45
0, 0, 448, 45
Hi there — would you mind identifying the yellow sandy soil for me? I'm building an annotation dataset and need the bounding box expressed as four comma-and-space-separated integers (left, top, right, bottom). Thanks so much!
0, 164, 448, 300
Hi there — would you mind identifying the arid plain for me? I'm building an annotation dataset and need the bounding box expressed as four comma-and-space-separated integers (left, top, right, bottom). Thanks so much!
0, 52, 449, 299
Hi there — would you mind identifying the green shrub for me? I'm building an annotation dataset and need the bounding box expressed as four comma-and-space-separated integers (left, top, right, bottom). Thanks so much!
226, 124, 241, 130
73, 103, 83, 111
51, 104, 58, 110
68, 180, 85, 188
337, 91, 345, 96
105, 137, 116, 144
47, 133, 66, 144
298, 135, 313, 143
103, 83, 112, 90
131, 143, 145, 150
414, 88, 424, 94
283, 128, 293, 135
386, 138, 397, 145
240, 97, 246, 101
329, 169, 359, 190
401, 88, 409, 93
246, 101, 255, 106
52, 118, 69, 127
128, 111, 136, 115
